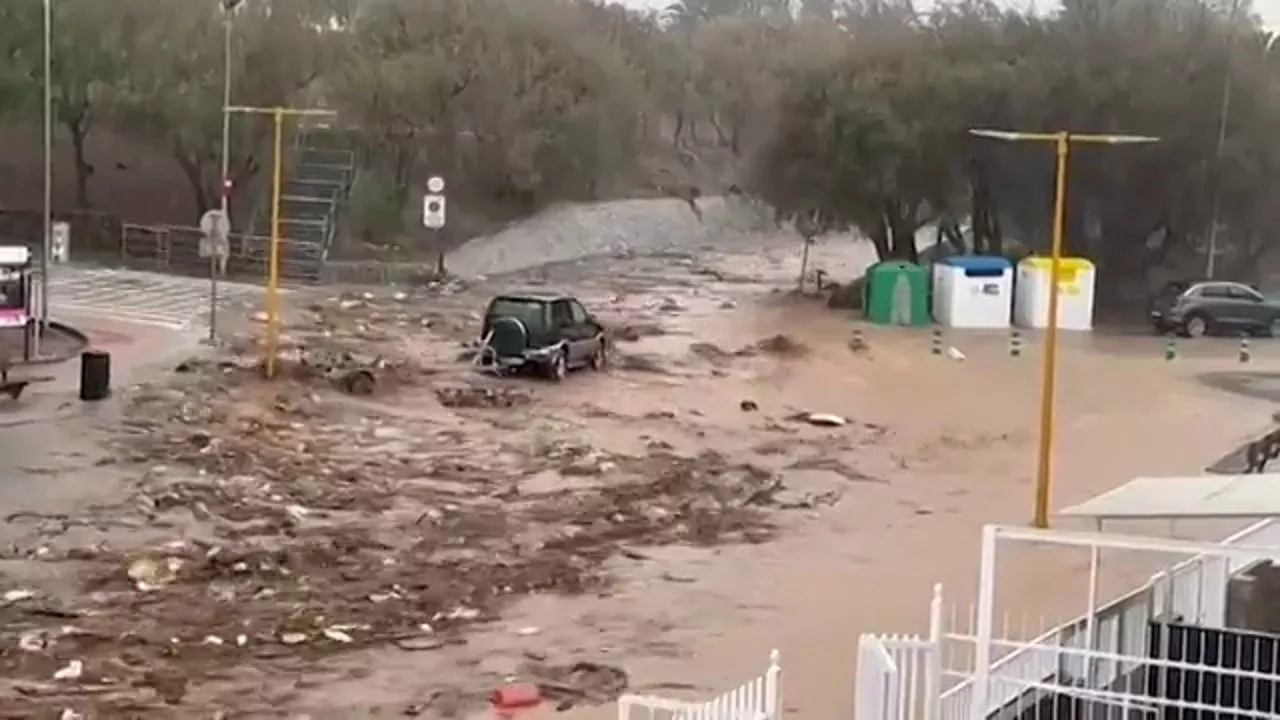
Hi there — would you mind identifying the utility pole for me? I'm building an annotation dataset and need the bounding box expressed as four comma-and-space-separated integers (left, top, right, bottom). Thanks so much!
224, 105, 335, 378
969, 128, 1159, 530
212, 0, 243, 343
36, 0, 51, 358
1205, 0, 1242, 278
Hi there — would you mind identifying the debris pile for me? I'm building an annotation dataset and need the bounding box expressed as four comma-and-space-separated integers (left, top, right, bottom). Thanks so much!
0, 291, 801, 716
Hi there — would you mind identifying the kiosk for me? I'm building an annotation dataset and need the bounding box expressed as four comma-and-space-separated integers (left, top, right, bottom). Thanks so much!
931, 255, 1013, 329
0, 246, 32, 330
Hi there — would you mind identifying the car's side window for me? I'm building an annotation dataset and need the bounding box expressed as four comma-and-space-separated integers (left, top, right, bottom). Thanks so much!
1199, 285, 1231, 299
569, 301, 590, 325
1230, 286, 1264, 302
551, 300, 574, 327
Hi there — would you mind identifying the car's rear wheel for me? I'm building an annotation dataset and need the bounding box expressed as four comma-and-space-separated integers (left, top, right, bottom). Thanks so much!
545, 349, 568, 381
589, 339, 607, 371
1183, 314, 1209, 338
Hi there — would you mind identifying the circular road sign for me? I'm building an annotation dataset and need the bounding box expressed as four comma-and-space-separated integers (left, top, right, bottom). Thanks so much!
426, 176, 445, 193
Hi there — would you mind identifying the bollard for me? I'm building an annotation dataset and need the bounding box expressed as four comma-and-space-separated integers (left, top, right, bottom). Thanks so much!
79, 350, 111, 401
849, 326, 867, 353
931, 328, 943, 355
1240, 335, 1252, 363
1009, 330, 1022, 357
1164, 335, 1177, 361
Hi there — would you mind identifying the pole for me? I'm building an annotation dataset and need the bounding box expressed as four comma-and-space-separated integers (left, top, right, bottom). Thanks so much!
1206, 0, 1242, 279
212, 11, 232, 343
37, 0, 51, 358
1033, 132, 1069, 529
265, 107, 284, 378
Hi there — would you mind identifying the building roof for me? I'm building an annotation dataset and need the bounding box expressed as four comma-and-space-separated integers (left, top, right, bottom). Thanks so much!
1059, 473, 1280, 521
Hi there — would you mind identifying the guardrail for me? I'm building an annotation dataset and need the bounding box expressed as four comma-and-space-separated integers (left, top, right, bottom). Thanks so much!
118, 224, 325, 282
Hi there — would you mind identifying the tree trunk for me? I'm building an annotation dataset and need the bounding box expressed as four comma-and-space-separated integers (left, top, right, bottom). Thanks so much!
174, 146, 212, 220
884, 200, 920, 263
868, 212, 891, 260
64, 111, 93, 209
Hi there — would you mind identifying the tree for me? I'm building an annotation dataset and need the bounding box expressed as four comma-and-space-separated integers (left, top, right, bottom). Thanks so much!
0, 0, 123, 208
746, 0, 1280, 308
332, 0, 647, 222
107, 0, 345, 222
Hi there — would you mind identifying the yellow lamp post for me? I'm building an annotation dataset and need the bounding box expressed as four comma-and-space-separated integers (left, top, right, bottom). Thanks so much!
225, 105, 335, 378
968, 129, 1159, 528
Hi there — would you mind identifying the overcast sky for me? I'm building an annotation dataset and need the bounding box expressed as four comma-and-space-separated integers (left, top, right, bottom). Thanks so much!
618, 0, 1280, 30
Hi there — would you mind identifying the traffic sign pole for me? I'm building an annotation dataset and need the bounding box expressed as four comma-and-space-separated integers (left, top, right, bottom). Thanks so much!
199, 208, 231, 343
424, 175, 447, 275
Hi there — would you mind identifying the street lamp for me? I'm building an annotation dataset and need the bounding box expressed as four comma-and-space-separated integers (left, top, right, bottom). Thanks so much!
219, 0, 243, 217
1205, 0, 1243, 279
35, 0, 51, 358
1204, 10, 1280, 278
225, 105, 335, 379
969, 128, 1159, 529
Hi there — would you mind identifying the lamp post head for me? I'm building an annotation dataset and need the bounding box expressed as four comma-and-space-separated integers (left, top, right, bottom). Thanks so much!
1102, 135, 1160, 145
968, 129, 1025, 142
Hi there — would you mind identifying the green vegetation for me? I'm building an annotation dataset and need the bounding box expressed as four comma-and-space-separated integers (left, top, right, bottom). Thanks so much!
0, 0, 1275, 284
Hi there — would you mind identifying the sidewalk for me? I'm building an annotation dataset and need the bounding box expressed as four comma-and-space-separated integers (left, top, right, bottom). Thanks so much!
0, 312, 204, 543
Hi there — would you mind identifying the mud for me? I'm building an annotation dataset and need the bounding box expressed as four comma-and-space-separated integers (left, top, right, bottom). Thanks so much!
0, 236, 1271, 719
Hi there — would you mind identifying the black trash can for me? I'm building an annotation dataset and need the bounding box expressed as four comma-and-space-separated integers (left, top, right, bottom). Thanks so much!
79, 350, 111, 401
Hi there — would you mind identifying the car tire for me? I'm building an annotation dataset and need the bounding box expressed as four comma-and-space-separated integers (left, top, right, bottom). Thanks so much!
545, 349, 568, 381
589, 338, 607, 371
1183, 314, 1209, 338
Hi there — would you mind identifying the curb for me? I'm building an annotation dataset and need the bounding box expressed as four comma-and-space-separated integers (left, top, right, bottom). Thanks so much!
13, 320, 91, 366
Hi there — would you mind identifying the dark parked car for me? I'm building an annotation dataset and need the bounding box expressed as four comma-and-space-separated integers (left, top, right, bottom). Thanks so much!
478, 292, 607, 380
1149, 280, 1280, 337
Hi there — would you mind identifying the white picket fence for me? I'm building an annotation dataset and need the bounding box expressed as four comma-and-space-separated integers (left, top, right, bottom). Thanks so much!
855, 518, 1280, 720
618, 650, 781, 720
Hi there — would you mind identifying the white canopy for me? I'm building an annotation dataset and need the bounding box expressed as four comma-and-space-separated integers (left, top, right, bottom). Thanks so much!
1059, 473, 1280, 521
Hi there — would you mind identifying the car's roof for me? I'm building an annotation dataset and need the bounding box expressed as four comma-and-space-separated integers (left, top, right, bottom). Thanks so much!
490, 291, 574, 303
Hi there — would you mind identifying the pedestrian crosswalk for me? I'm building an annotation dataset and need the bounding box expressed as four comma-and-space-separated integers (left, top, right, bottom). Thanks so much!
41, 267, 268, 330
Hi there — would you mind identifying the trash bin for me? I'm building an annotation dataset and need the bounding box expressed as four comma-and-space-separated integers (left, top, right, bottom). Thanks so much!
79, 350, 111, 401
864, 261, 930, 326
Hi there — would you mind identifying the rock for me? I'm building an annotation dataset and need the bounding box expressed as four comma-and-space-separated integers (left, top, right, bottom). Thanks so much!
3, 588, 34, 603
279, 632, 309, 646
740, 400, 759, 412
803, 413, 847, 427
827, 277, 866, 310
127, 556, 183, 591
323, 628, 355, 643
754, 334, 808, 356
53, 660, 83, 681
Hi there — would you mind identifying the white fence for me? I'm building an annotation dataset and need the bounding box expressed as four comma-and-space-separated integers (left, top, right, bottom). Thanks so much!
856, 519, 1280, 720
618, 649, 781, 720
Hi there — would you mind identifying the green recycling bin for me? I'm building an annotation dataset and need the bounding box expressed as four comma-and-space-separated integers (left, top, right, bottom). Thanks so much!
864, 261, 929, 326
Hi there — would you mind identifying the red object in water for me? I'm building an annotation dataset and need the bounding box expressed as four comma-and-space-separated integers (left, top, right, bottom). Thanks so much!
491, 683, 541, 710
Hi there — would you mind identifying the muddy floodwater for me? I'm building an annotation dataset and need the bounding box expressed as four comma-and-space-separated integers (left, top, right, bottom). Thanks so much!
0, 237, 1272, 719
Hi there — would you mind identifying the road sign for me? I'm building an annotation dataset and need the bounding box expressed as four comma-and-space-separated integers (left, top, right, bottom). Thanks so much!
427, 176, 445, 193
423, 194, 446, 229
199, 210, 231, 258
50, 221, 69, 264
200, 209, 230, 241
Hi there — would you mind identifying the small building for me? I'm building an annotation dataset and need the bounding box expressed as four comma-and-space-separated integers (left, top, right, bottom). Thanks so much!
931, 255, 1013, 329
1014, 256, 1096, 330
864, 261, 929, 326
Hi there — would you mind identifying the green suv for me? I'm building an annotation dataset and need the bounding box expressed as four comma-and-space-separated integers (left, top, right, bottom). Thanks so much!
478, 292, 608, 380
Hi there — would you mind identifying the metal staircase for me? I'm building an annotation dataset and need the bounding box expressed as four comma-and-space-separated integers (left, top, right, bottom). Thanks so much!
250, 125, 355, 281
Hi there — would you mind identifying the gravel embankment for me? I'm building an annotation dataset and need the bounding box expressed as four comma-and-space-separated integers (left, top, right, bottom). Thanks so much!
444, 196, 777, 279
